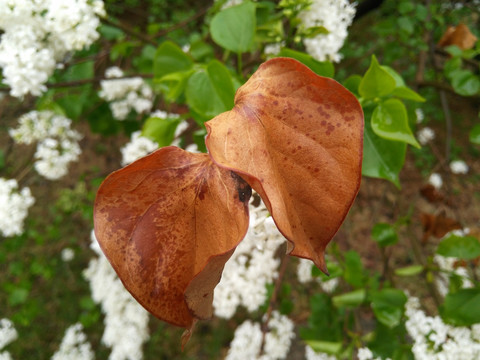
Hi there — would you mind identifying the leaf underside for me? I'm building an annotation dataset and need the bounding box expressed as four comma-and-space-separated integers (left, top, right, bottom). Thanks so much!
94, 146, 250, 328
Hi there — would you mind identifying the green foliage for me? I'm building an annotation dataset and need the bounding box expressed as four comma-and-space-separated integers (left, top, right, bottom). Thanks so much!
441, 288, 480, 326
210, 1, 256, 53
436, 234, 480, 260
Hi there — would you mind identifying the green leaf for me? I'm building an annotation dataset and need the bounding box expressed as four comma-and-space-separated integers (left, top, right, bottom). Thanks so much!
372, 223, 399, 247
372, 99, 420, 148
370, 288, 407, 328
304, 341, 342, 355
210, 1, 256, 53
343, 75, 362, 96
142, 116, 180, 147
359, 55, 397, 99
397, 16, 414, 35
278, 49, 334, 77
154, 41, 194, 80
362, 115, 407, 188
441, 287, 480, 326
450, 69, 480, 96
332, 289, 366, 308
470, 124, 480, 145
394, 265, 424, 276
391, 86, 426, 102
445, 45, 463, 58
344, 250, 366, 288
185, 60, 235, 119
156, 69, 195, 102
436, 234, 480, 260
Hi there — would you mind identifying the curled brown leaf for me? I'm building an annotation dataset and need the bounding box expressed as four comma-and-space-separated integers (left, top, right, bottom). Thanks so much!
205, 57, 363, 272
94, 146, 250, 328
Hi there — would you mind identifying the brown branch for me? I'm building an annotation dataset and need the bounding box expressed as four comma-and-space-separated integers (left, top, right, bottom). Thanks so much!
102, 17, 157, 46
154, 7, 210, 38
0, 74, 154, 93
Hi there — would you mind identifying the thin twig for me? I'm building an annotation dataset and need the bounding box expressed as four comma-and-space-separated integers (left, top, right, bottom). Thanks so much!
102, 17, 158, 46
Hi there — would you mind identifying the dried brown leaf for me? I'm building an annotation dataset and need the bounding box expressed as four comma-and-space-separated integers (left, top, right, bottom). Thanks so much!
94, 146, 250, 328
205, 57, 363, 272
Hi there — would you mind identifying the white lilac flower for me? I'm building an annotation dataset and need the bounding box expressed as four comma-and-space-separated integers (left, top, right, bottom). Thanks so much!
218, 0, 246, 10
213, 195, 285, 318
434, 253, 473, 297
0, 0, 105, 97
417, 127, 435, 145
296, 258, 338, 294
99, 67, 153, 121
0, 319, 17, 351
9, 111, 82, 180
51, 323, 94, 360
226, 311, 294, 360
415, 108, 425, 124
0, 178, 35, 237
428, 173, 443, 189
299, 0, 356, 62
84, 230, 150, 360
305, 346, 336, 360
120, 131, 159, 166
61, 248, 75, 262
450, 160, 469, 174
264, 42, 284, 57
405, 296, 480, 359
356, 347, 389, 360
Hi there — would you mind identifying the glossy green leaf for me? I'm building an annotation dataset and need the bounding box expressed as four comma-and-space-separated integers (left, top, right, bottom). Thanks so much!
436, 234, 480, 260
372, 99, 420, 148
343, 75, 362, 96
142, 116, 180, 147
450, 69, 480, 96
156, 69, 194, 102
210, 1, 256, 53
332, 289, 366, 308
470, 124, 480, 145
362, 117, 406, 188
394, 265, 424, 276
370, 288, 407, 328
391, 86, 426, 102
359, 55, 396, 99
278, 49, 334, 77
304, 341, 342, 355
185, 60, 235, 120
441, 287, 480, 326
154, 41, 194, 79
372, 223, 398, 247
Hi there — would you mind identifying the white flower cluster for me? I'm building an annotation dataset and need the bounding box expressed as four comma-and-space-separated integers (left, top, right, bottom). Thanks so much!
213, 196, 286, 319
417, 127, 435, 146
405, 296, 480, 359
99, 67, 153, 121
296, 258, 339, 294
226, 311, 295, 360
449, 160, 469, 174
0, 178, 34, 237
305, 346, 336, 360
428, 173, 443, 190
356, 347, 390, 360
120, 131, 159, 166
84, 230, 150, 360
415, 109, 425, 124
51, 323, 94, 360
299, 0, 356, 62
434, 253, 473, 298
0, 318, 17, 360
9, 111, 82, 180
0, 0, 105, 97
